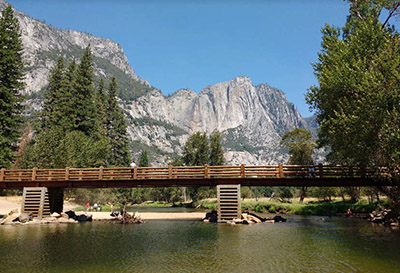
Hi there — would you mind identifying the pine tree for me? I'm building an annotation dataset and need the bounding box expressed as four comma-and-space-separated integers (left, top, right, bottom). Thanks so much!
95, 79, 107, 136
40, 57, 73, 132
209, 131, 225, 166
73, 45, 96, 135
139, 150, 149, 167
105, 78, 131, 166
183, 132, 209, 166
0, 5, 25, 168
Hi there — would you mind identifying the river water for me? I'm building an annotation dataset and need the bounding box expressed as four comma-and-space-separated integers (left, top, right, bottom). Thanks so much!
0, 215, 399, 273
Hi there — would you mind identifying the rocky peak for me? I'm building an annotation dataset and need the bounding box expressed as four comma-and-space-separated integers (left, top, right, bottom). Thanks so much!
0, 0, 149, 95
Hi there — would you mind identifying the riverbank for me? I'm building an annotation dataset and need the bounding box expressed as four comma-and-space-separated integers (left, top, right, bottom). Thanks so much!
90, 211, 206, 220
196, 198, 389, 217
0, 196, 391, 219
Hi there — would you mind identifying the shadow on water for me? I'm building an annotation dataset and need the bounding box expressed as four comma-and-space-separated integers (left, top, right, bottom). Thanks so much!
0, 216, 399, 273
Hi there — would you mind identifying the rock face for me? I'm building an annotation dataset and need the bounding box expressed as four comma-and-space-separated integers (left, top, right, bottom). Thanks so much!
126, 76, 315, 165
0, 0, 148, 96
2, 0, 319, 165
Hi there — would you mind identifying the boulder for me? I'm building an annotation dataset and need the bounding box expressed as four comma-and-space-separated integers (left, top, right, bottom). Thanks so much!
60, 212, 69, 219
15, 212, 33, 223
77, 214, 93, 222
65, 210, 77, 219
272, 215, 287, 223
51, 212, 61, 218
204, 210, 218, 223
390, 222, 399, 227
372, 217, 384, 223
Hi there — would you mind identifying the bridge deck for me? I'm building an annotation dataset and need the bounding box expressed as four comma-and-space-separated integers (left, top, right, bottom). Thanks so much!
0, 164, 396, 189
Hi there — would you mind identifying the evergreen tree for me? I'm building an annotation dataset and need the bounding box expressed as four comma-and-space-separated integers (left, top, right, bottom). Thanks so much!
0, 5, 25, 168
40, 57, 73, 132
105, 77, 131, 166
183, 132, 209, 166
139, 150, 149, 167
95, 79, 107, 136
209, 131, 225, 166
73, 45, 96, 135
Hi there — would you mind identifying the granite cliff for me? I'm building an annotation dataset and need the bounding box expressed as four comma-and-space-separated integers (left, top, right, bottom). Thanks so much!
1, 1, 318, 165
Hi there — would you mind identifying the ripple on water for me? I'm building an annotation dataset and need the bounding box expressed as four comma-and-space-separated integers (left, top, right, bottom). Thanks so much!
0, 218, 399, 273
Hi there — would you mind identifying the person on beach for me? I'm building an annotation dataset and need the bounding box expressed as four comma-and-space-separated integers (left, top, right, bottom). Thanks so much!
94, 202, 98, 211
347, 208, 352, 216
86, 202, 90, 211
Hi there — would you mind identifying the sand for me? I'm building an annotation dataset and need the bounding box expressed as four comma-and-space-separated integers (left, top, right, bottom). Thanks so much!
0, 197, 206, 220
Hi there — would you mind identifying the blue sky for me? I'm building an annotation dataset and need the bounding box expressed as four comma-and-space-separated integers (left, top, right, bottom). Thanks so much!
9, 0, 350, 117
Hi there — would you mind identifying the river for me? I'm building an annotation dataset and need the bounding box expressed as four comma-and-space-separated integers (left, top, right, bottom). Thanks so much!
0, 215, 399, 273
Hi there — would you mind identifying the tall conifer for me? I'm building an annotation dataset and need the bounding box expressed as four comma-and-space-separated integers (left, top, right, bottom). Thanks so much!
209, 131, 224, 166
73, 45, 96, 135
0, 5, 25, 168
106, 78, 131, 166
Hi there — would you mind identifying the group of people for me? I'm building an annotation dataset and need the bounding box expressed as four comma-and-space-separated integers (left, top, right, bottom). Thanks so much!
85, 202, 102, 212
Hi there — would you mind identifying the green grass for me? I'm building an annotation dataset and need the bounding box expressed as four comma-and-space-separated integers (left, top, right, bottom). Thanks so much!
196, 199, 388, 216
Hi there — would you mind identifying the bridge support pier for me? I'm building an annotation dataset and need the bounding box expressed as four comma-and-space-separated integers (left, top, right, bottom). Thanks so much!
21, 187, 64, 218
217, 184, 241, 222
48, 188, 64, 214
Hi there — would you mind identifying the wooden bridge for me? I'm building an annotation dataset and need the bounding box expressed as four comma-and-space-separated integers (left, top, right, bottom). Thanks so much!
1, 164, 397, 222
0, 164, 396, 189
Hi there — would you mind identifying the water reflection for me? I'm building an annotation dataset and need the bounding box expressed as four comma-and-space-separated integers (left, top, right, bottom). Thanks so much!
0, 217, 399, 273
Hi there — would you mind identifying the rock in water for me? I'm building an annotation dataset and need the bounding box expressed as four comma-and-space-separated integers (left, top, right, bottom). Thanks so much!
15, 212, 33, 223
65, 210, 77, 219
272, 216, 287, 223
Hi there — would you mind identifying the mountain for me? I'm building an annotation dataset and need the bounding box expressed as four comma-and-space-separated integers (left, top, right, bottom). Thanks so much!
126, 76, 315, 165
0, 0, 152, 101
1, 1, 319, 166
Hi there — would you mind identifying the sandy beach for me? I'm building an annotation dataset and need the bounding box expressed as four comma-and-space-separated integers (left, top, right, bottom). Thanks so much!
0, 197, 206, 220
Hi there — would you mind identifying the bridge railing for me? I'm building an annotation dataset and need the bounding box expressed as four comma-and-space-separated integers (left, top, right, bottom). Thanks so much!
0, 164, 394, 183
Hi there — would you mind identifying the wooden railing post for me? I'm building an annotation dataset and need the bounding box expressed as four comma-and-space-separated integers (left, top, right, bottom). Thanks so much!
204, 164, 209, 178
32, 167, 37, 181
133, 166, 138, 179
349, 166, 353, 178
240, 164, 245, 178
65, 167, 69, 181
279, 163, 284, 178
168, 165, 172, 179
319, 164, 323, 178
0, 168, 5, 182
361, 165, 366, 178
99, 166, 104, 180
142, 168, 146, 179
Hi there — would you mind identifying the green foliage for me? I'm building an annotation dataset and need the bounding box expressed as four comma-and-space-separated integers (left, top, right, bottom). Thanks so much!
198, 199, 387, 216
139, 150, 149, 167
73, 45, 97, 135
183, 132, 209, 166
130, 116, 187, 136
209, 131, 225, 166
280, 128, 316, 165
105, 78, 131, 166
306, 1, 400, 167
20, 46, 131, 170
0, 5, 25, 168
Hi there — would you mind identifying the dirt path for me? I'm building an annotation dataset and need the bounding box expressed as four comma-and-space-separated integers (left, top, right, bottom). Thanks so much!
0, 197, 21, 214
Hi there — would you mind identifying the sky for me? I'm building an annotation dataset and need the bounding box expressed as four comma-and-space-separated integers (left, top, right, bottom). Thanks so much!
8, 0, 351, 117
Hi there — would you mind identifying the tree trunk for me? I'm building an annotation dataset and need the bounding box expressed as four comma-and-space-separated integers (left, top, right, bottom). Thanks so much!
299, 187, 307, 203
